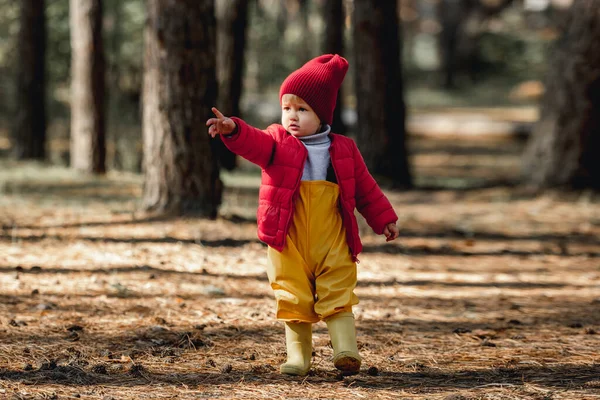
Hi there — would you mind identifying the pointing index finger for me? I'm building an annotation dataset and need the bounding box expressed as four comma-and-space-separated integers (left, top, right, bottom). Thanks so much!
211, 107, 225, 119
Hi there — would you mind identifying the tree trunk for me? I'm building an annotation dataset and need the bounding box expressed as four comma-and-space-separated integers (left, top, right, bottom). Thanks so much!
70, 0, 106, 173
522, 0, 600, 189
352, 0, 412, 188
215, 0, 249, 171
322, 0, 346, 134
142, 0, 221, 217
13, 0, 47, 160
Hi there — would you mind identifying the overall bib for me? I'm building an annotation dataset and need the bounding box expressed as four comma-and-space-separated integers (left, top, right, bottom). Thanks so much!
267, 180, 359, 323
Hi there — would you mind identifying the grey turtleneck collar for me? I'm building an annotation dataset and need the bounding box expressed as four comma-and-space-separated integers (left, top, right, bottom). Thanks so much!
298, 125, 331, 181
298, 125, 331, 145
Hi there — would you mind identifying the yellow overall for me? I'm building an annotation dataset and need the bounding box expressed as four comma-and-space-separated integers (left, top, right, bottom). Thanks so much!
267, 180, 359, 323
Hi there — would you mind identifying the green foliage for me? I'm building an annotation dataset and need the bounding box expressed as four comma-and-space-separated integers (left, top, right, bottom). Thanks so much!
0, 0, 561, 169
246, 0, 323, 94
103, 0, 145, 172
47, 0, 70, 87
0, 0, 146, 120
478, 31, 549, 80
0, 0, 19, 115
247, 1, 295, 93
0, 0, 18, 63
105, 0, 145, 95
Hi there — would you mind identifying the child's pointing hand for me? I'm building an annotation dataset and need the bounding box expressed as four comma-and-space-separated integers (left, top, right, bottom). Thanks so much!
206, 107, 236, 137
383, 222, 399, 242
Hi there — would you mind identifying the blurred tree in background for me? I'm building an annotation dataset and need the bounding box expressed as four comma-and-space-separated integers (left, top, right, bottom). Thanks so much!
12, 0, 47, 160
353, 0, 412, 188
0, 0, 561, 127
296, 0, 313, 63
438, 0, 514, 89
248, 0, 297, 95
522, 0, 600, 189
69, 0, 106, 174
214, 0, 249, 171
104, 0, 145, 172
1, 0, 598, 196
141, 0, 220, 217
322, 0, 347, 134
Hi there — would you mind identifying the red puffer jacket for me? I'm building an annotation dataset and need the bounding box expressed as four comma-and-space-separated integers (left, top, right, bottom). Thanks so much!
222, 117, 398, 261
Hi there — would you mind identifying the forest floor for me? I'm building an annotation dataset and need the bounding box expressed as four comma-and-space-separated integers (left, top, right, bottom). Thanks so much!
0, 120, 599, 399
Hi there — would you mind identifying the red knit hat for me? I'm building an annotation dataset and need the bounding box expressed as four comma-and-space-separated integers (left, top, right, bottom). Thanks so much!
279, 54, 349, 125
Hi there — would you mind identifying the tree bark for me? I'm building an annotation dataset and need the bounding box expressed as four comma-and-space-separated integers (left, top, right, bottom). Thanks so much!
522, 0, 600, 189
322, 0, 347, 134
70, 0, 106, 173
142, 0, 221, 217
352, 0, 412, 188
13, 0, 47, 160
215, 0, 249, 171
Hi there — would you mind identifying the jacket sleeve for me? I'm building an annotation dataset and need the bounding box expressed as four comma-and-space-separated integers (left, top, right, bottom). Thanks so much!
352, 141, 398, 234
220, 117, 276, 169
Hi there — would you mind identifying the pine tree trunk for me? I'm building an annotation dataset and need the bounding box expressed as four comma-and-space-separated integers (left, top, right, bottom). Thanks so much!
522, 0, 600, 189
322, 0, 346, 134
352, 0, 412, 188
215, 0, 249, 171
70, 0, 106, 173
13, 0, 47, 160
142, 0, 221, 217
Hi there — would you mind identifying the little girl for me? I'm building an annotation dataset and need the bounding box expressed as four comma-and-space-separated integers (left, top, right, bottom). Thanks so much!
207, 54, 399, 376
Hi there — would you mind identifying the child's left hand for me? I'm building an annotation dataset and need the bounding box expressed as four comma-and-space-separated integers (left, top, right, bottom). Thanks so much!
383, 222, 399, 242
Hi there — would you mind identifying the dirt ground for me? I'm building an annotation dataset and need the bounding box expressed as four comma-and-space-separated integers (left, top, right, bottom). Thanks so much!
0, 131, 599, 400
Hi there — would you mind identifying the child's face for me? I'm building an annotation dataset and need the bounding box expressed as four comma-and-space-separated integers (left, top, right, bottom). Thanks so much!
281, 94, 321, 137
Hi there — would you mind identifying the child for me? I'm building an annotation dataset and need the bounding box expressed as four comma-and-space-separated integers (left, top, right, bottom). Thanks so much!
206, 54, 399, 376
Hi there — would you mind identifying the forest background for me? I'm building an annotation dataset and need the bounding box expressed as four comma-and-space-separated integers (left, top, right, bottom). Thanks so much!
0, 1, 599, 399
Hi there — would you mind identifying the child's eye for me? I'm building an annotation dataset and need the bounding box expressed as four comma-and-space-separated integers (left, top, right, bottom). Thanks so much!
283, 107, 290, 111
299, 108, 306, 112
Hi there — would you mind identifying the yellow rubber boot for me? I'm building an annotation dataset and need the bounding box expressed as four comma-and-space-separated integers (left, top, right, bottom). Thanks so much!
280, 322, 312, 376
325, 312, 361, 375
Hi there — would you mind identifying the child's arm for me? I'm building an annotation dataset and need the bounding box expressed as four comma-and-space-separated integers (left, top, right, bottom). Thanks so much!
351, 141, 399, 242
206, 107, 276, 169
